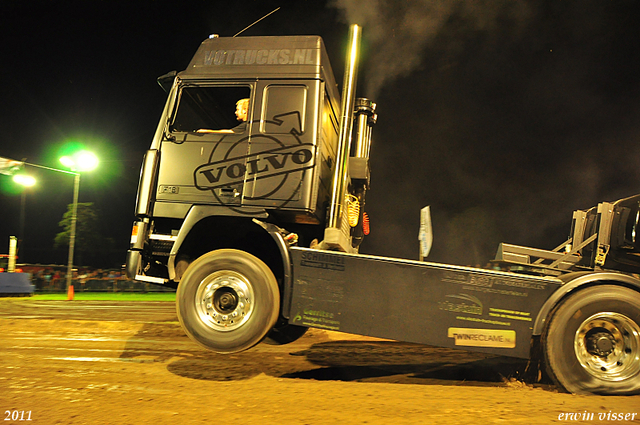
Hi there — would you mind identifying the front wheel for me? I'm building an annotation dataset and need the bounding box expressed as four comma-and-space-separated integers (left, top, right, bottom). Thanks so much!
176, 249, 280, 354
543, 284, 640, 395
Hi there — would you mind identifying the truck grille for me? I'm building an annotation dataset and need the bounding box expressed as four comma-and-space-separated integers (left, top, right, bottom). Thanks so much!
149, 237, 175, 257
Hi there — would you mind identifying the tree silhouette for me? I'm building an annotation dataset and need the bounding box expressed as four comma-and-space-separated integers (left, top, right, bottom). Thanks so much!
54, 202, 108, 266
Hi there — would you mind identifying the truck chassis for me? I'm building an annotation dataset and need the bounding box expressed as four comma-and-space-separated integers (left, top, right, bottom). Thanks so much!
127, 26, 640, 395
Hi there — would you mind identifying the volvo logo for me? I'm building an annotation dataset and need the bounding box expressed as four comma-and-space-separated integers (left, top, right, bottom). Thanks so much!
193, 111, 315, 210
195, 143, 314, 189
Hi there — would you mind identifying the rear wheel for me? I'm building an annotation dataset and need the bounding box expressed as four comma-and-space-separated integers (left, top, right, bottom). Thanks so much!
176, 249, 279, 354
543, 284, 640, 395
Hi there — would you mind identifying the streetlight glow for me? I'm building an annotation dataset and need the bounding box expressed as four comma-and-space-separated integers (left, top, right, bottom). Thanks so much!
59, 150, 99, 172
77, 151, 99, 171
59, 156, 75, 169
12, 174, 36, 187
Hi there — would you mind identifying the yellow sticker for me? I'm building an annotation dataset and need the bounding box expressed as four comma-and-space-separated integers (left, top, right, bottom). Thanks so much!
447, 327, 516, 348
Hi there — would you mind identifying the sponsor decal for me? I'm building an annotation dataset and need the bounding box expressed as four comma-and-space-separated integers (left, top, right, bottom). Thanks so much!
455, 316, 511, 327
447, 327, 516, 348
438, 293, 483, 315
462, 285, 528, 298
203, 48, 317, 66
299, 252, 345, 271
294, 278, 344, 302
488, 307, 532, 322
441, 270, 547, 291
293, 308, 341, 331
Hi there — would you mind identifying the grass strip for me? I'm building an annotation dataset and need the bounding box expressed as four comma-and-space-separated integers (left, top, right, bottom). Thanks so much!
33, 292, 176, 302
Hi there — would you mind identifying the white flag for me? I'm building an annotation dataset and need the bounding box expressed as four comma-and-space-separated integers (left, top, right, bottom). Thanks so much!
419, 206, 433, 260
0, 157, 23, 175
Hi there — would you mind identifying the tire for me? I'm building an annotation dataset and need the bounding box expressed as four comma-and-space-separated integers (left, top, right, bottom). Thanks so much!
265, 323, 308, 345
542, 284, 640, 395
176, 249, 279, 354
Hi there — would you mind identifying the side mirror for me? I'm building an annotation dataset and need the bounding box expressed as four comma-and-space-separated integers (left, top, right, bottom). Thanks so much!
157, 71, 177, 93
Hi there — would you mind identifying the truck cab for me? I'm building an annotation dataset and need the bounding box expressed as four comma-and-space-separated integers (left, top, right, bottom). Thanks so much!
127, 35, 356, 288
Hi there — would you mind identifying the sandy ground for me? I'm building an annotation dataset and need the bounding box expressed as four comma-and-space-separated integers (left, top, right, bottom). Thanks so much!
0, 297, 638, 424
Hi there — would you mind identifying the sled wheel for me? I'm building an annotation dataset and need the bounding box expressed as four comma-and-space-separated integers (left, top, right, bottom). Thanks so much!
176, 249, 279, 354
542, 284, 640, 395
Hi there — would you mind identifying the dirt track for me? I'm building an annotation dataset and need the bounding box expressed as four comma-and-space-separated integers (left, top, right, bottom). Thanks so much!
0, 298, 638, 424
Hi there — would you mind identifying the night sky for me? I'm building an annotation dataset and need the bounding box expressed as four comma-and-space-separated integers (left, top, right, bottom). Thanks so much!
1, 0, 639, 268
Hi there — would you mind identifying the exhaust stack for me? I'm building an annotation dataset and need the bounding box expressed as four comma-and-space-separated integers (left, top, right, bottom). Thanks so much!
354, 98, 377, 159
321, 24, 361, 252
348, 98, 376, 250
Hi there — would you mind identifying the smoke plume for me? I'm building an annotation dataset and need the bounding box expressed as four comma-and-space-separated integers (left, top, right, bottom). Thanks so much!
331, 0, 533, 99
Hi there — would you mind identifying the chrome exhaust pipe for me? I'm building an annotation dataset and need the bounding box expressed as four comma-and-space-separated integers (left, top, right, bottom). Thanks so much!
354, 98, 376, 159
327, 24, 361, 230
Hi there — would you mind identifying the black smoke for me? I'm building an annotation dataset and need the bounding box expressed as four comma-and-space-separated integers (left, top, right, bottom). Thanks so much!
332, 0, 640, 265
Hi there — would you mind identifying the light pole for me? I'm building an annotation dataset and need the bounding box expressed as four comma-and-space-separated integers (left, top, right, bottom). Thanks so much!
65, 172, 80, 293
59, 151, 99, 294
12, 173, 36, 261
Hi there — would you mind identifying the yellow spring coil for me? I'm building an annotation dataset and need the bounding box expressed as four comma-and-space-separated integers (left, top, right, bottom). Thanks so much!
346, 194, 360, 227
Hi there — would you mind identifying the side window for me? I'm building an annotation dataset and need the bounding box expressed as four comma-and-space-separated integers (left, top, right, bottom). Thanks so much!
260, 85, 307, 134
171, 86, 251, 133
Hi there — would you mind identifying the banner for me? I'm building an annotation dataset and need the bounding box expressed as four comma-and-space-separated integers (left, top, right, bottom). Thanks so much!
0, 157, 23, 175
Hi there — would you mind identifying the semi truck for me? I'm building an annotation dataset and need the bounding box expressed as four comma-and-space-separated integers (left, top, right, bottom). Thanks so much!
125, 25, 640, 395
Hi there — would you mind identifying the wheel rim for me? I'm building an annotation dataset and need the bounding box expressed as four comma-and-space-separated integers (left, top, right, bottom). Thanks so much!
194, 270, 255, 332
574, 312, 640, 382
